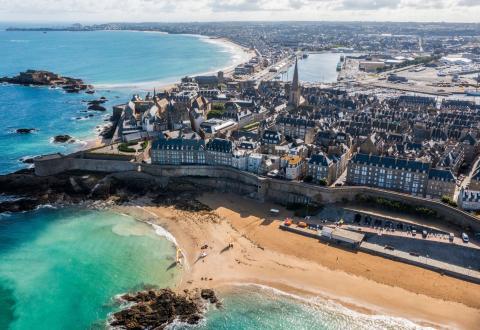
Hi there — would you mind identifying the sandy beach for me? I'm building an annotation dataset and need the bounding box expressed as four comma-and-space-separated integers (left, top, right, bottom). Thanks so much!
113, 192, 480, 330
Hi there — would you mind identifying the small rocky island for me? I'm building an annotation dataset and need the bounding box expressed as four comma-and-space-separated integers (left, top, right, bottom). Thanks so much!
110, 288, 219, 329
0, 70, 93, 93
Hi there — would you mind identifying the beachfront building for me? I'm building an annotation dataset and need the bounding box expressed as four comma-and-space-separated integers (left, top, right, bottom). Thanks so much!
282, 155, 305, 180
247, 153, 264, 174
347, 153, 430, 197
205, 138, 234, 167
151, 136, 205, 165
307, 153, 336, 185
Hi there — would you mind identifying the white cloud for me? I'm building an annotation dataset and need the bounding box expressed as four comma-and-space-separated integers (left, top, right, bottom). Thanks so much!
0, 0, 478, 22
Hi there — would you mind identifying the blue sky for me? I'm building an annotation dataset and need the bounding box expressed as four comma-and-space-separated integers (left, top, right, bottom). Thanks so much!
0, 0, 478, 23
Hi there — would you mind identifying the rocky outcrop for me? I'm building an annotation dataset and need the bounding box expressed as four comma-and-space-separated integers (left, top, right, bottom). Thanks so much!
110, 288, 217, 329
0, 70, 93, 92
0, 198, 40, 213
86, 99, 108, 111
87, 104, 106, 111
16, 128, 37, 134
53, 135, 72, 143
0, 170, 210, 214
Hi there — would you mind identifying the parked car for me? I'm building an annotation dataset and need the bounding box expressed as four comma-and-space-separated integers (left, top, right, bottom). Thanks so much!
462, 233, 469, 243
422, 230, 428, 238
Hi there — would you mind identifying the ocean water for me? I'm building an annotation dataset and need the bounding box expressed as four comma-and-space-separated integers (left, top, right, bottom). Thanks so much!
0, 207, 179, 330
0, 30, 235, 174
172, 285, 429, 330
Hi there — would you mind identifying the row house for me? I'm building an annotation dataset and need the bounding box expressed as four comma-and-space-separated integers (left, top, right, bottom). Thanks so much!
426, 169, 456, 199
347, 153, 430, 197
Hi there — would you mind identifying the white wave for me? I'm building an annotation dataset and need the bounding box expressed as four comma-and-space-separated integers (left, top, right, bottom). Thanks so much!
0, 211, 12, 218
150, 222, 179, 246
35, 204, 57, 210
165, 317, 206, 330
231, 283, 436, 330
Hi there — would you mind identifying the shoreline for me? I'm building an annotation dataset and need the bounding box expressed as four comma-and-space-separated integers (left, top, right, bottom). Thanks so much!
111, 193, 480, 330
91, 32, 254, 91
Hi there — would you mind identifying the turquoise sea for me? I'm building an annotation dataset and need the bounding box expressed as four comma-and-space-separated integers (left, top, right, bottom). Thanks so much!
0, 29, 428, 329
0, 30, 234, 174
0, 208, 178, 330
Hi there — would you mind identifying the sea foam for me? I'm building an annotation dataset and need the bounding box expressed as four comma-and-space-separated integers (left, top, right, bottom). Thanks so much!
230, 283, 435, 330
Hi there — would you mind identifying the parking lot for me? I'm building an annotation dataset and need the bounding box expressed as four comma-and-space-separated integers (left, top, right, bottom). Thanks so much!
366, 234, 480, 270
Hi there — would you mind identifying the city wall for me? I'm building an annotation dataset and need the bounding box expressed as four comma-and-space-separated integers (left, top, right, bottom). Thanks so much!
34, 155, 480, 232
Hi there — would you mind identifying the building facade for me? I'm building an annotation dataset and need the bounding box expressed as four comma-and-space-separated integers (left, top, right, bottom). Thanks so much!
347, 153, 430, 197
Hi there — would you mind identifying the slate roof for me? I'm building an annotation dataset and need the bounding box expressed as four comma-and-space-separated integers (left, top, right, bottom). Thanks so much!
351, 153, 430, 172
152, 138, 205, 151
206, 138, 233, 153
428, 168, 455, 181
277, 116, 316, 128
309, 153, 332, 166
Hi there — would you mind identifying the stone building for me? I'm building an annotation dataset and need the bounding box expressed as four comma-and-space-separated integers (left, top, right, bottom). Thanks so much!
347, 153, 430, 197
150, 136, 205, 165
426, 168, 456, 199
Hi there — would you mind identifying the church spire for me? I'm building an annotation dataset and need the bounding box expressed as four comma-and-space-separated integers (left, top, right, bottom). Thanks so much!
289, 57, 300, 108
292, 57, 299, 91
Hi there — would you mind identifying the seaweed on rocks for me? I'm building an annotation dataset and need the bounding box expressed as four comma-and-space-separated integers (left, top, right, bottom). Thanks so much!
109, 288, 218, 329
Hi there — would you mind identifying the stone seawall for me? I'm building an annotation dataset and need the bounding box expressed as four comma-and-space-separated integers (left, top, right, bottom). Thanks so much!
34, 156, 480, 232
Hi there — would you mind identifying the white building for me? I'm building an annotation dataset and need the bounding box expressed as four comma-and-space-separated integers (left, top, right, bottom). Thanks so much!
247, 153, 264, 174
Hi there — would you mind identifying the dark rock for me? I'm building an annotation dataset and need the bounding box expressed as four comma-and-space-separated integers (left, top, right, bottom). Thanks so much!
201, 289, 218, 304
16, 128, 36, 134
19, 157, 35, 164
87, 99, 107, 105
88, 104, 106, 111
53, 135, 72, 143
110, 288, 210, 329
0, 198, 40, 213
